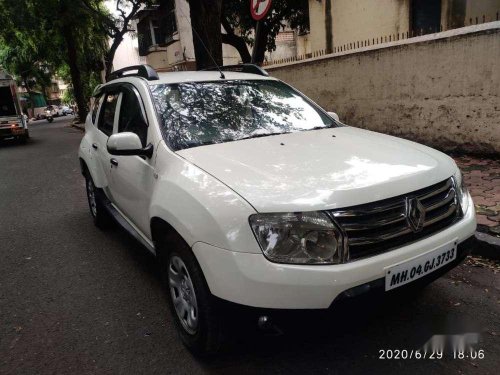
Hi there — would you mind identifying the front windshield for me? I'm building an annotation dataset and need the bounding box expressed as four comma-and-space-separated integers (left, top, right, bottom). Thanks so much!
151, 80, 335, 151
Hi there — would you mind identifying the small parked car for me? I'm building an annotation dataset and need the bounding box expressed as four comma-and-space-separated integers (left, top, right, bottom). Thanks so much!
61, 105, 74, 115
79, 64, 476, 355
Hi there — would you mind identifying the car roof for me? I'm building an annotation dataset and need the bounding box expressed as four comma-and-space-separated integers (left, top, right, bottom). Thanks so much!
96, 71, 277, 96
153, 71, 276, 85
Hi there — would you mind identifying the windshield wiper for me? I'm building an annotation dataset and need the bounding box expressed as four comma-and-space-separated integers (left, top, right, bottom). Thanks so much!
236, 132, 290, 141
184, 140, 216, 148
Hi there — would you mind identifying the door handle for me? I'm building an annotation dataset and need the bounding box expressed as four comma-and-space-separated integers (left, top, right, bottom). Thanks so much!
92, 143, 98, 150
110, 158, 118, 167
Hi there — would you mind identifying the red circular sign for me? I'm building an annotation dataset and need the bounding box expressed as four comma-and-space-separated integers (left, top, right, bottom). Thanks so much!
250, 0, 272, 21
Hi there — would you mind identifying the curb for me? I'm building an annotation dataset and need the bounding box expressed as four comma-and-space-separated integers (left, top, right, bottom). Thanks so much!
472, 231, 500, 261
71, 123, 85, 132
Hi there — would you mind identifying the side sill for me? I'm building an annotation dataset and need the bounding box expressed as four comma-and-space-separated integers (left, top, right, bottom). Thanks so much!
98, 191, 156, 255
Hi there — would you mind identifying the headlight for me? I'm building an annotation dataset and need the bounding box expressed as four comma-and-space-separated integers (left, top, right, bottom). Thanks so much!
249, 211, 343, 264
454, 169, 469, 215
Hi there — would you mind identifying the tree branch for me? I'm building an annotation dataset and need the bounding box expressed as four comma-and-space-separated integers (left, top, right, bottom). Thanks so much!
80, 0, 120, 35
221, 32, 251, 63
221, 17, 234, 35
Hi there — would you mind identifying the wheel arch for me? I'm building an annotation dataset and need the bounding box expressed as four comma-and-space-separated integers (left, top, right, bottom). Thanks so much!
79, 157, 89, 176
150, 217, 190, 257
151, 216, 213, 291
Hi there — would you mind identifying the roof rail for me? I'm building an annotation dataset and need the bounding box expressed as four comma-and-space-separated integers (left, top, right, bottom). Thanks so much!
106, 64, 159, 82
203, 63, 269, 77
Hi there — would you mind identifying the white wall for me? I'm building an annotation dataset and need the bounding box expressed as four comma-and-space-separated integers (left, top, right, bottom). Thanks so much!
111, 32, 145, 70
266, 23, 500, 154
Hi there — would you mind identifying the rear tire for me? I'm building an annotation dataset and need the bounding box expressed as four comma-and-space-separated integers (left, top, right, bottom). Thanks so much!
157, 235, 223, 356
85, 173, 112, 229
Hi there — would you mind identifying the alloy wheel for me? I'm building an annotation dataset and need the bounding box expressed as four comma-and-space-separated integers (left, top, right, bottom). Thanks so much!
169, 255, 199, 335
86, 178, 97, 217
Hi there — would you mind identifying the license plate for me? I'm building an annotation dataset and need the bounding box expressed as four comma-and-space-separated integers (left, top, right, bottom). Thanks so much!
385, 240, 457, 291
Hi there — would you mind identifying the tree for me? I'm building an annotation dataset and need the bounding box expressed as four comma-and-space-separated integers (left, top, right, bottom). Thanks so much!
0, 0, 59, 113
186, 0, 224, 69
185, 0, 309, 67
0, 42, 40, 115
222, 0, 310, 64
0, 0, 107, 121
56, 0, 107, 121
82, 0, 152, 79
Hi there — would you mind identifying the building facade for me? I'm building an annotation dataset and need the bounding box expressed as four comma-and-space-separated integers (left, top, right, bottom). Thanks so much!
130, 0, 309, 70
308, 0, 500, 54
134, 0, 243, 71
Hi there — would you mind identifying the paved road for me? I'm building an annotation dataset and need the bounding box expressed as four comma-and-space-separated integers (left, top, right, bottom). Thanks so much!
0, 117, 499, 375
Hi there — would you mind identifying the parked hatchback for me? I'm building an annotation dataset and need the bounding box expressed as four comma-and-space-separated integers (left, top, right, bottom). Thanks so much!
79, 64, 476, 354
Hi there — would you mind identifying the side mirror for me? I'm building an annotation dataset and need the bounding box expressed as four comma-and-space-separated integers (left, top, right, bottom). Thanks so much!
107, 132, 153, 158
327, 111, 340, 122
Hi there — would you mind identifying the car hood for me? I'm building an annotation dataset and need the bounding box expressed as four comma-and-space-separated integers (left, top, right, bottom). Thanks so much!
176, 127, 457, 212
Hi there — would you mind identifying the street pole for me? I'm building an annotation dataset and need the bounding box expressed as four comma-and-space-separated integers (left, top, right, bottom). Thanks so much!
251, 20, 261, 64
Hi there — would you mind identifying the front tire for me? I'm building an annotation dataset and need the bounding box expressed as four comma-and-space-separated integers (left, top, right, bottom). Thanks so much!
85, 174, 112, 229
158, 236, 223, 356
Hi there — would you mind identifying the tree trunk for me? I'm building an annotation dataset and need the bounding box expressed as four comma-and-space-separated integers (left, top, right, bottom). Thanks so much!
252, 22, 269, 65
188, 0, 223, 70
221, 17, 251, 63
104, 36, 123, 79
63, 25, 87, 122
221, 33, 251, 63
40, 82, 48, 103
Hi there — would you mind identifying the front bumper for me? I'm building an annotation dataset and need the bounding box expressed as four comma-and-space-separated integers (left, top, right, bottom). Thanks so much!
193, 197, 476, 309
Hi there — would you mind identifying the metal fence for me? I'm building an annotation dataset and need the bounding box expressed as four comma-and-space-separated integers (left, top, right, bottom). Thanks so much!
263, 12, 499, 66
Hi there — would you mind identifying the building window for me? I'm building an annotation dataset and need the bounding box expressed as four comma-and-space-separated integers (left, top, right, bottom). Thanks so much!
137, 19, 153, 56
162, 0, 177, 43
411, 0, 442, 35
151, 19, 161, 45
137, 1, 178, 56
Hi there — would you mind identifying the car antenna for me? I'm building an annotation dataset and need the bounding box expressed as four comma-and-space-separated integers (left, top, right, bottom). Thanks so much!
177, 6, 225, 79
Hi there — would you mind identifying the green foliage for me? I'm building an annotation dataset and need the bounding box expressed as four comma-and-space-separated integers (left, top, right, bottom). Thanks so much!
222, 0, 310, 53
0, 0, 109, 119
0, 35, 52, 108
61, 85, 74, 104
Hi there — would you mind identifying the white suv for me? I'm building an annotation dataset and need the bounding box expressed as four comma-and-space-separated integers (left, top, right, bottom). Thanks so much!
79, 64, 476, 354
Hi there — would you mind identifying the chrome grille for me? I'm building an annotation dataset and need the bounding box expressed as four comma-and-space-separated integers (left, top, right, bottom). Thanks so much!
328, 178, 462, 262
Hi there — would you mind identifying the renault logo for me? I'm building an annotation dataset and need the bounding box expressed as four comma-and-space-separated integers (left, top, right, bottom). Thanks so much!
406, 197, 426, 232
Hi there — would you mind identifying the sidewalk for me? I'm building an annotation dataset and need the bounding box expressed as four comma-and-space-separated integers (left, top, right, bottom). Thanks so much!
454, 155, 500, 237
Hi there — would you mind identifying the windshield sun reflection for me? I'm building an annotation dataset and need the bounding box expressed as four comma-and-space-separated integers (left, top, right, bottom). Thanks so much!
151, 80, 335, 151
